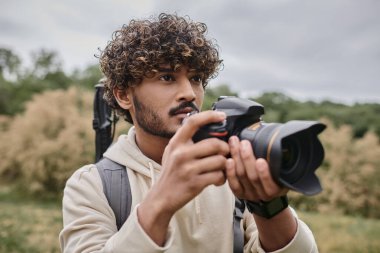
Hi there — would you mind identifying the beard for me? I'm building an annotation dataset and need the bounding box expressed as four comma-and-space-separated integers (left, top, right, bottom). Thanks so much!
133, 95, 176, 138
132, 95, 199, 139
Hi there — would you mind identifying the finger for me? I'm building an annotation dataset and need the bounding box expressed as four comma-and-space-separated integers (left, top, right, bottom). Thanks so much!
238, 140, 269, 200
229, 137, 258, 196
193, 155, 228, 174
225, 158, 244, 196
189, 138, 230, 158
240, 140, 259, 184
256, 158, 282, 198
229, 136, 247, 178
171, 111, 226, 144
197, 170, 227, 187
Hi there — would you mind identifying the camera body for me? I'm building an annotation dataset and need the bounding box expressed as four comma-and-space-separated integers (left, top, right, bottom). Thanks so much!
193, 96, 326, 196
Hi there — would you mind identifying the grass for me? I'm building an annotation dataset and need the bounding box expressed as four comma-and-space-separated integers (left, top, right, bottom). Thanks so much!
299, 212, 380, 253
0, 187, 61, 253
0, 188, 379, 253
0, 201, 61, 253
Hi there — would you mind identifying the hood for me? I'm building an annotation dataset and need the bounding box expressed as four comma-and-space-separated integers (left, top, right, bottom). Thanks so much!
103, 127, 161, 184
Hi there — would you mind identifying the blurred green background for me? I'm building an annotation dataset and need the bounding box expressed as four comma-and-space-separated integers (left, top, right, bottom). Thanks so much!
0, 48, 379, 253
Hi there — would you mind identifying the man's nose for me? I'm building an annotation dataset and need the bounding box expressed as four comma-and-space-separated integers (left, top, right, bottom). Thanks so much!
177, 78, 196, 102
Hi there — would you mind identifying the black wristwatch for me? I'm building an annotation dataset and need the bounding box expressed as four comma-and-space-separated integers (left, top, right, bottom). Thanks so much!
245, 195, 289, 219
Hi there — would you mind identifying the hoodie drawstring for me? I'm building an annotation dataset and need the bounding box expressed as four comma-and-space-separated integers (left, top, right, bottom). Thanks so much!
195, 196, 202, 224
148, 161, 156, 186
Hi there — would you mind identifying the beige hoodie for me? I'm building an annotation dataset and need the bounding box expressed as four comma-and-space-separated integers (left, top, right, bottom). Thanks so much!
59, 127, 318, 253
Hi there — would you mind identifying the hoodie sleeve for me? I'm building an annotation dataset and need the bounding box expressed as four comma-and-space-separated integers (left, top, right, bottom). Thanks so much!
59, 165, 175, 253
243, 208, 319, 253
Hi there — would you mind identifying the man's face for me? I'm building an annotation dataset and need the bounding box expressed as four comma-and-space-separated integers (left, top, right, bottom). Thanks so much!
129, 65, 205, 138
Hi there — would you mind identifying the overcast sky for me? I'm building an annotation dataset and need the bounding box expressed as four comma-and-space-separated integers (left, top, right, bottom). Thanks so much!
1, 0, 379, 104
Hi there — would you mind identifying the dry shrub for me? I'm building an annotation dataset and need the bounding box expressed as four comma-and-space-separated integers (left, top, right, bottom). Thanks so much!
290, 118, 380, 218
0, 115, 11, 131
0, 87, 95, 196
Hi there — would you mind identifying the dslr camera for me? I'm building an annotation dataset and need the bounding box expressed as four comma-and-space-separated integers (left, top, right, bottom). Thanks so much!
193, 96, 326, 196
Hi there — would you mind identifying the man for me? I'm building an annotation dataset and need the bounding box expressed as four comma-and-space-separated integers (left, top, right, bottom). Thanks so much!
59, 13, 318, 252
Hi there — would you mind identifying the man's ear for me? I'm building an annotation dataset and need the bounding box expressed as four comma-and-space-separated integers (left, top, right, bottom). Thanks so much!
113, 87, 133, 110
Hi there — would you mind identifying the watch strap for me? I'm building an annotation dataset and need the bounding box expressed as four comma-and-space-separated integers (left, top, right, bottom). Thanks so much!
245, 195, 288, 219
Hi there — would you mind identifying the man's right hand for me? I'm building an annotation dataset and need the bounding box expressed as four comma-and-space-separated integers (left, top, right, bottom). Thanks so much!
137, 111, 229, 246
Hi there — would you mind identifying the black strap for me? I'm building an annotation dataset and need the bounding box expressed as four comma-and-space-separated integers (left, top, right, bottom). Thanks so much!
93, 84, 113, 163
96, 158, 132, 230
233, 198, 245, 253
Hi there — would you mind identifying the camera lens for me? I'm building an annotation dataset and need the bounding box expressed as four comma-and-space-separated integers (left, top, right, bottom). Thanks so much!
281, 137, 300, 172
240, 120, 325, 195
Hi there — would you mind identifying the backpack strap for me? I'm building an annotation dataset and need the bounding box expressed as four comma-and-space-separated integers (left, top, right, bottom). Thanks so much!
233, 198, 245, 253
96, 158, 132, 230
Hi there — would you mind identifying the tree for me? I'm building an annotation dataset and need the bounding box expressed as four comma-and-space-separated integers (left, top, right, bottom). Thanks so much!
0, 49, 74, 115
0, 48, 21, 80
252, 92, 300, 122
71, 64, 103, 89
29, 49, 62, 78
203, 84, 238, 110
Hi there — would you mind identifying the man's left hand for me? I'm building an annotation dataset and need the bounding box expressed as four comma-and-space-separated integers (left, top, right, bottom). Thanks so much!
226, 136, 288, 202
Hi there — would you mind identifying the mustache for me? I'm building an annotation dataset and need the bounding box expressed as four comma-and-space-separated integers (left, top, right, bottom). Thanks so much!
169, 101, 199, 116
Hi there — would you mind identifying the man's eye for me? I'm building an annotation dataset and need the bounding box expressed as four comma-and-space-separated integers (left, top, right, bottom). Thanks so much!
159, 75, 174, 82
191, 75, 203, 83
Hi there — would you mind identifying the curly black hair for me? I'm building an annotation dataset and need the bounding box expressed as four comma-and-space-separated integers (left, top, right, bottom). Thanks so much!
98, 13, 223, 123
